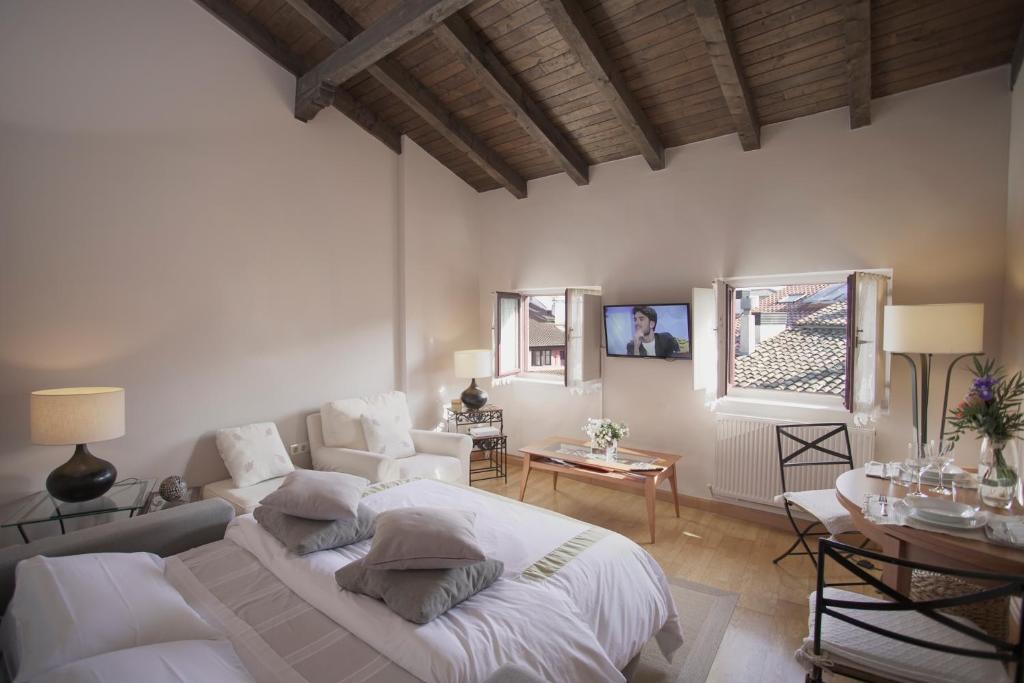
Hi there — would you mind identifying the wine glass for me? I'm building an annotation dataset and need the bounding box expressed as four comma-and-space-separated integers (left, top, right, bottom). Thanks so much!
904, 440, 928, 498
928, 439, 957, 495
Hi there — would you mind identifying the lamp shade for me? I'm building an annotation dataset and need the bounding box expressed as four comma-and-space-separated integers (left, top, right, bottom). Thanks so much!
31, 387, 125, 446
454, 350, 492, 379
882, 304, 984, 355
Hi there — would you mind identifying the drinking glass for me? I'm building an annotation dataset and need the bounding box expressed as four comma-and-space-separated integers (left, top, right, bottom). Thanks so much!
904, 441, 928, 498
929, 439, 957, 495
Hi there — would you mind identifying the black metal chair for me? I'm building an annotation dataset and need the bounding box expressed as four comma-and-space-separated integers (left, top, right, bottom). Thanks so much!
773, 423, 858, 571
802, 538, 1023, 683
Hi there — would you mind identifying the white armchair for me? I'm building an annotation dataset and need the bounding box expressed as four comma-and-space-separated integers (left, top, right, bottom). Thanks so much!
306, 391, 471, 485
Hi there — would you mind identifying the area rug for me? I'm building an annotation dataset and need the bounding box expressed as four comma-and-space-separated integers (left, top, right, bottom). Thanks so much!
628, 578, 739, 683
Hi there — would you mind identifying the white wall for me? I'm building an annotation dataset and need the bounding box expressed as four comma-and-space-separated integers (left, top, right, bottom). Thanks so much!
478, 68, 1012, 499
1004, 79, 1024, 373
0, 0, 480, 530
400, 142, 482, 427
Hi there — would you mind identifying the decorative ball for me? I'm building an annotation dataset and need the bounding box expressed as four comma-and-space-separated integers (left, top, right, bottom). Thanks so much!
159, 476, 188, 502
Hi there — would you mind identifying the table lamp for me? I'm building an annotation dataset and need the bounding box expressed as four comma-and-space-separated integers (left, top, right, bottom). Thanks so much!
31, 387, 124, 502
454, 350, 492, 410
882, 304, 984, 449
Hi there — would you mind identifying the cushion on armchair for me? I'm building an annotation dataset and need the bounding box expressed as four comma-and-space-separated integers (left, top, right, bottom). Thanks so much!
321, 391, 412, 451
215, 422, 294, 489
361, 413, 416, 458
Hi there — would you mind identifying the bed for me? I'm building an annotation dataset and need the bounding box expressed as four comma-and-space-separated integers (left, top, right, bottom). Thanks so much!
1, 479, 684, 683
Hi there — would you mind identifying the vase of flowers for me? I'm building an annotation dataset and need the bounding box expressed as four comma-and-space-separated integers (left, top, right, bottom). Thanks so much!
583, 418, 629, 458
945, 357, 1024, 509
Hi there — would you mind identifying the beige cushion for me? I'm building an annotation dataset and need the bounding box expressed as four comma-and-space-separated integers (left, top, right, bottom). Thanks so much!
215, 422, 294, 488
259, 469, 368, 521
360, 413, 415, 459
202, 477, 286, 515
320, 391, 411, 450
363, 508, 484, 570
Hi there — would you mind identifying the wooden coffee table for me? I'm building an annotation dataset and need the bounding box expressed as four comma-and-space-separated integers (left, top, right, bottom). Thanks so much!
518, 436, 681, 543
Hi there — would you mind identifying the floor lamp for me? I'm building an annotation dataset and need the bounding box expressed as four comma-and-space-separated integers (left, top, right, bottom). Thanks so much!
882, 304, 984, 452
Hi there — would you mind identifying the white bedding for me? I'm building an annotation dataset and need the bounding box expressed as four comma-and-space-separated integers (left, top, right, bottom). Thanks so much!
225, 479, 683, 683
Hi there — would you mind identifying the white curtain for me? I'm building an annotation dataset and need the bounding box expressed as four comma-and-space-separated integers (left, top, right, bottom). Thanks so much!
852, 272, 891, 424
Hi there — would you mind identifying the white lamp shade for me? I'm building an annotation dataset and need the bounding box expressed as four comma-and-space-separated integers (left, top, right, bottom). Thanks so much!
882, 304, 984, 354
454, 350, 492, 379
30, 387, 125, 445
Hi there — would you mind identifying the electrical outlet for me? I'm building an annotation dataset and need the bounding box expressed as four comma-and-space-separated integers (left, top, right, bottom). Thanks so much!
298, 442, 309, 454
289, 443, 301, 456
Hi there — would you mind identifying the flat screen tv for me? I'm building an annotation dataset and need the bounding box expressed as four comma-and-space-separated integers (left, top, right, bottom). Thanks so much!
604, 303, 692, 360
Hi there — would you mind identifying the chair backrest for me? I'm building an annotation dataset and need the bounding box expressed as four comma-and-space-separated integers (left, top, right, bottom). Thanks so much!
775, 423, 854, 494
318, 391, 412, 450
813, 538, 1024, 680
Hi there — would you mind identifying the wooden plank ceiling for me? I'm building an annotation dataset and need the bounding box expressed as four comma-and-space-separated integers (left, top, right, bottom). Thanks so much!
201, 0, 1024, 197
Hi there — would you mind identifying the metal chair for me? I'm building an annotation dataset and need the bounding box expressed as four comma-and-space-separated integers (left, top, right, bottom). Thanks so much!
773, 423, 858, 570
800, 538, 1023, 683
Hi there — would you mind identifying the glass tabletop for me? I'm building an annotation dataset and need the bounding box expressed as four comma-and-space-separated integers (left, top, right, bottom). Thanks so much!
2, 479, 155, 527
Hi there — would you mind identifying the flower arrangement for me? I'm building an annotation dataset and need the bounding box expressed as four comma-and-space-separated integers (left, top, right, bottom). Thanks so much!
946, 357, 1024, 443
583, 418, 629, 450
946, 356, 1024, 506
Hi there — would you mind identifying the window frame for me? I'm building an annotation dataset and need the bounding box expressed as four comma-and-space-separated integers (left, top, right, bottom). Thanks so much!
495, 291, 523, 378
719, 268, 892, 412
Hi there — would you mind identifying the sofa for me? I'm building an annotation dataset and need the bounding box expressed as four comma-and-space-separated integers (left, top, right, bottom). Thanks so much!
308, 391, 472, 485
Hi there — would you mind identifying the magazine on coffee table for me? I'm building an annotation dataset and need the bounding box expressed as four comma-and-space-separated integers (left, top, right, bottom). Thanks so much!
537, 442, 665, 473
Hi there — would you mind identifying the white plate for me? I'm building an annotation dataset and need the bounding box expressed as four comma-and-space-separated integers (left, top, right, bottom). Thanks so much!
904, 499, 989, 529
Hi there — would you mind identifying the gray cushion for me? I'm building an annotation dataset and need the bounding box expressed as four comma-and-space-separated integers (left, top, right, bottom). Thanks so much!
253, 504, 376, 555
362, 507, 484, 570
335, 558, 504, 624
259, 469, 368, 521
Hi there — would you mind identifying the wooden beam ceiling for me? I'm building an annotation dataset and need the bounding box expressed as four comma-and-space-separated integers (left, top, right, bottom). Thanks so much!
295, 0, 475, 122
1013, 19, 1023, 89
691, 0, 760, 151
844, 0, 872, 129
191, 0, 400, 153
284, 0, 527, 198
538, 0, 665, 171
434, 14, 590, 186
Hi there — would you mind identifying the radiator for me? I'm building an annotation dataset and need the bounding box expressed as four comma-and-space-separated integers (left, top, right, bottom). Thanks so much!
711, 415, 875, 505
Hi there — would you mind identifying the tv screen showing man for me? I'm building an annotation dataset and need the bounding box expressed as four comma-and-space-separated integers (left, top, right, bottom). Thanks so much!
604, 304, 691, 359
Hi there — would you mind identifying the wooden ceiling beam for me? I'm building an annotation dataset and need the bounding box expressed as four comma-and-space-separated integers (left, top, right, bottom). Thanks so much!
691, 0, 760, 151
435, 14, 590, 186
844, 0, 872, 129
295, 0, 475, 122
1012, 19, 1023, 89
538, 0, 665, 171
285, 0, 527, 198
190, 0, 401, 154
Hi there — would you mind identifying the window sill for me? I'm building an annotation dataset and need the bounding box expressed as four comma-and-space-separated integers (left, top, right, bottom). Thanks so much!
510, 373, 566, 386
714, 395, 851, 422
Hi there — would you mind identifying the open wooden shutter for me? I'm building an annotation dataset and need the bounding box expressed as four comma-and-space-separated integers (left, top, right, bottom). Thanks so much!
565, 288, 602, 387
495, 292, 522, 377
715, 279, 735, 399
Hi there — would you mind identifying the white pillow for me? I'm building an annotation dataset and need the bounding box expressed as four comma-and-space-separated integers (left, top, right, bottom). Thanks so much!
215, 421, 294, 488
361, 412, 415, 458
33, 640, 254, 683
2, 553, 221, 682
321, 391, 412, 450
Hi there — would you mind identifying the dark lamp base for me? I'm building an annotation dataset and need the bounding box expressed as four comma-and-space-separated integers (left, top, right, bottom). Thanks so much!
46, 443, 117, 503
461, 378, 488, 410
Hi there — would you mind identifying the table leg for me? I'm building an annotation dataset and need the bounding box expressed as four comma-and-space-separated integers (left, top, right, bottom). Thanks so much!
552, 472, 559, 490
668, 465, 680, 518
880, 535, 912, 595
16, 525, 28, 544
57, 516, 65, 535
518, 454, 532, 502
645, 476, 657, 544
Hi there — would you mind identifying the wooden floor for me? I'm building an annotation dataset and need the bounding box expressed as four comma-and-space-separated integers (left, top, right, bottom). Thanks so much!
476, 460, 861, 682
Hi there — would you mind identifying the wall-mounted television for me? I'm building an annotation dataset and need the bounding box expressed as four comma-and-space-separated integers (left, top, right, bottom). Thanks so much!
604, 303, 692, 360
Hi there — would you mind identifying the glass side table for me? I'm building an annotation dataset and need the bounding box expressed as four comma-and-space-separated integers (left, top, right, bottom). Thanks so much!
1, 479, 154, 543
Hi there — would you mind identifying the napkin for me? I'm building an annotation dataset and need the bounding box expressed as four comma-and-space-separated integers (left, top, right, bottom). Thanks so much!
985, 516, 1024, 547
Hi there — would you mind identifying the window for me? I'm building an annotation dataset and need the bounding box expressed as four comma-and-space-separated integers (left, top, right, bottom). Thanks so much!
494, 288, 603, 386
527, 295, 565, 375
692, 271, 891, 420
731, 282, 848, 397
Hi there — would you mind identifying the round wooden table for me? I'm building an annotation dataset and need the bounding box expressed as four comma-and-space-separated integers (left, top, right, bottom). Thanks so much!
835, 468, 1024, 592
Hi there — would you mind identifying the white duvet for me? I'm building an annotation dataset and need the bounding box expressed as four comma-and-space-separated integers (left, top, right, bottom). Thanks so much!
225, 479, 683, 683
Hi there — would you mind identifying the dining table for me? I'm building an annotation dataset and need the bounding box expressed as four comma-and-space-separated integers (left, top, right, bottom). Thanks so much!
835, 467, 1024, 592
